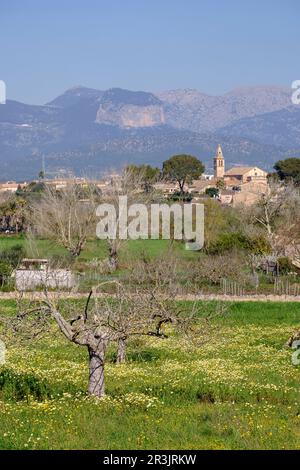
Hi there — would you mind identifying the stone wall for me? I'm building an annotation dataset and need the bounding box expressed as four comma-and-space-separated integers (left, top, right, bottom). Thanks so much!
15, 269, 76, 291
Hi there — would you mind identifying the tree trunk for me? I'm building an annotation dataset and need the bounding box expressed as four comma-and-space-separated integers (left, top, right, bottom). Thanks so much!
116, 337, 127, 364
285, 329, 300, 348
179, 181, 185, 196
70, 246, 81, 258
108, 245, 119, 271
88, 346, 106, 397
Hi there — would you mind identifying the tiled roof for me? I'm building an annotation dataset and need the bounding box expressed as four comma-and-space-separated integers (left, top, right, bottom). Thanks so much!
224, 166, 256, 176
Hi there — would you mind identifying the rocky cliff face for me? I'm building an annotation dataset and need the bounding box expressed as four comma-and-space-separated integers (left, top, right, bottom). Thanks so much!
95, 88, 165, 128
96, 103, 165, 128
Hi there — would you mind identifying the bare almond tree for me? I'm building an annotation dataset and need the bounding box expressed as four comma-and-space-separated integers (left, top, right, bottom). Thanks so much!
30, 181, 100, 258
4, 277, 194, 397
245, 182, 300, 347
101, 167, 153, 270
248, 182, 300, 256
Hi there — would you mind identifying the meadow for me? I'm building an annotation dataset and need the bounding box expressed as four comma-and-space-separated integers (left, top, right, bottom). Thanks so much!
0, 235, 193, 264
2, 235, 299, 296
0, 300, 299, 450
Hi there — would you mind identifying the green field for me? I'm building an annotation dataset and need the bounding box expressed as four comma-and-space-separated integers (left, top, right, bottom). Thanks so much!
0, 235, 182, 262
2, 235, 300, 296
0, 236, 203, 292
0, 300, 299, 450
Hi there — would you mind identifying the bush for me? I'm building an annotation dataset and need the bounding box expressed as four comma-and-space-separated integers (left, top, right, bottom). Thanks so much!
278, 257, 294, 275
0, 368, 51, 401
193, 252, 246, 286
0, 244, 25, 268
207, 232, 271, 256
0, 261, 12, 288
205, 187, 219, 198
207, 232, 249, 254
247, 235, 271, 255
168, 191, 193, 202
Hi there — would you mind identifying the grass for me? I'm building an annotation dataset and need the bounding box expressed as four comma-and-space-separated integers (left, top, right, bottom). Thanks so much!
0, 235, 180, 259
2, 235, 300, 295
0, 300, 299, 449
0, 236, 200, 291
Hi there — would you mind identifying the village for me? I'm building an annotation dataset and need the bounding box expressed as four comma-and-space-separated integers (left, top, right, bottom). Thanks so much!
0, 145, 269, 207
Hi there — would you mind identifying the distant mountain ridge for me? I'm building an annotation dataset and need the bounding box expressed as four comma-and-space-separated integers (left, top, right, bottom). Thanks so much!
156, 86, 292, 133
47, 86, 104, 108
0, 85, 298, 180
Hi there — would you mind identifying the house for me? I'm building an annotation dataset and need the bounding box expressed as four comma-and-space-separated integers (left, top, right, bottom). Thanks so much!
188, 178, 216, 195
211, 144, 268, 187
224, 166, 268, 185
232, 180, 269, 206
208, 144, 269, 205
0, 181, 26, 193
153, 182, 179, 197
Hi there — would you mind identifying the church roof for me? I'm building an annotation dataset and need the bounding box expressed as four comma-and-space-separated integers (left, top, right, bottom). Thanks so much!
225, 166, 258, 176
189, 178, 217, 190
224, 177, 242, 186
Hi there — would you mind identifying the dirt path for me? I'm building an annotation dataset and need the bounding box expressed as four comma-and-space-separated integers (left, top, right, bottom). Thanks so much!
175, 294, 300, 302
1, 292, 300, 302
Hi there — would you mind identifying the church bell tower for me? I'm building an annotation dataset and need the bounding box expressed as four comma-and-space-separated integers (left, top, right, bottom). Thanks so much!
214, 144, 225, 179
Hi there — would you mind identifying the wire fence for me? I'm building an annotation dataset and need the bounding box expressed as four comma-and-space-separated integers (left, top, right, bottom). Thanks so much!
221, 277, 300, 297
221, 279, 245, 296
273, 278, 300, 296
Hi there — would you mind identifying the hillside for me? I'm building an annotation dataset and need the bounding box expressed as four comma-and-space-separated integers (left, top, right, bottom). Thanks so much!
0, 85, 297, 180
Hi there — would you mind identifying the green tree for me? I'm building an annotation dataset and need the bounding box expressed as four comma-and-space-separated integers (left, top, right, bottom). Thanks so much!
0, 197, 28, 233
205, 187, 219, 198
274, 158, 300, 186
163, 154, 205, 195
38, 170, 45, 180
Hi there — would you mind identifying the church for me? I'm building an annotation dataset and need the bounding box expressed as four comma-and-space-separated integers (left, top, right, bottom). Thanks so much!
213, 144, 268, 187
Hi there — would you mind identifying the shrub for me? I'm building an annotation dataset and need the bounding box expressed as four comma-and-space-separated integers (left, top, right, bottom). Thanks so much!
207, 232, 249, 254
207, 232, 271, 256
247, 235, 271, 255
277, 257, 294, 275
168, 191, 193, 202
0, 261, 12, 288
0, 368, 51, 401
205, 187, 219, 198
0, 244, 25, 268
193, 252, 246, 286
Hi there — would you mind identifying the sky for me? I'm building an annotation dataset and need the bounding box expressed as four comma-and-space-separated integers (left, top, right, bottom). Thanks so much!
0, 0, 299, 104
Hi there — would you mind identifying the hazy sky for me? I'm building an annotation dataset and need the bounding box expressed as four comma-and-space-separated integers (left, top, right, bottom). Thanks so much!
1, 0, 299, 104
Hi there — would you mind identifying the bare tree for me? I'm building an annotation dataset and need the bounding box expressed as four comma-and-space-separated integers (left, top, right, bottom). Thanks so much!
30, 181, 100, 259
4, 277, 195, 397
101, 167, 152, 270
247, 182, 300, 256
126, 248, 180, 289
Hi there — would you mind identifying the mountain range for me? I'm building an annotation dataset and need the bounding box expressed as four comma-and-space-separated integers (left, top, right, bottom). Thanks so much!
0, 85, 299, 180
